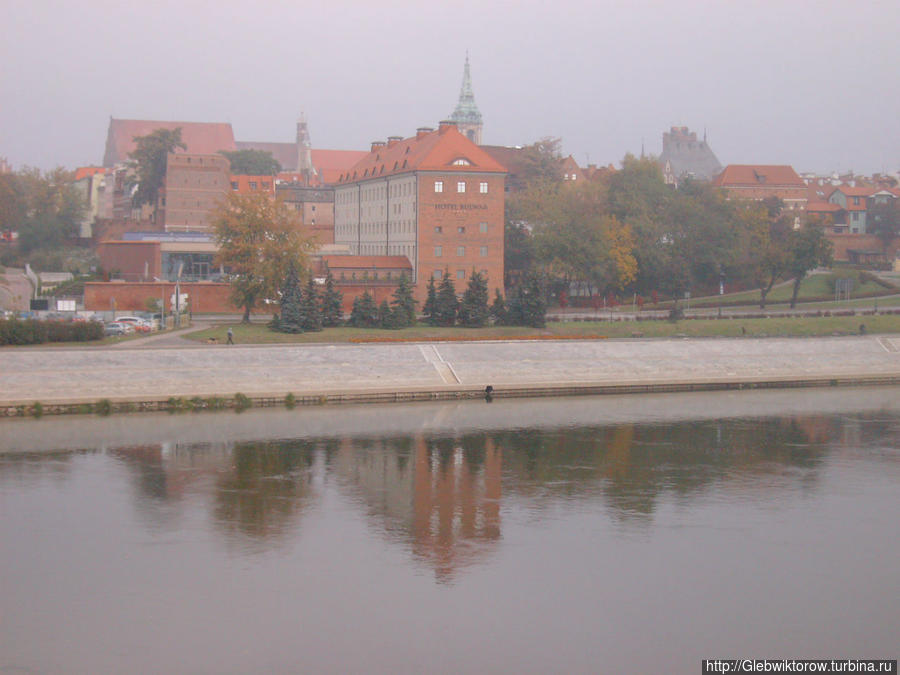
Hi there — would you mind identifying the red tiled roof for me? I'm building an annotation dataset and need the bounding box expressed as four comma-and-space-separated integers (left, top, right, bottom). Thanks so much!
103, 119, 236, 167
229, 175, 275, 195
806, 201, 843, 213
339, 124, 506, 183
74, 166, 108, 181
712, 165, 804, 187
311, 149, 368, 184
832, 185, 876, 197
323, 255, 412, 269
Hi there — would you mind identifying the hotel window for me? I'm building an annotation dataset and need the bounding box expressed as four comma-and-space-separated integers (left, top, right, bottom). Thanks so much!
479, 222, 488, 233
231, 181, 238, 190
435, 246, 442, 257
435, 226, 443, 234
262, 182, 271, 189
456, 246, 465, 257
457, 181, 466, 193
457, 226, 465, 234
853, 197, 860, 205
434, 181, 443, 193
249, 181, 257, 189
457, 270, 465, 280
480, 246, 488, 257
480, 182, 488, 193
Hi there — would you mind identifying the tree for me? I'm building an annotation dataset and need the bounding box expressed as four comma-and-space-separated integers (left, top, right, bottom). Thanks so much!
15, 168, 85, 253
213, 192, 313, 322
787, 226, 833, 308
127, 128, 186, 214
434, 275, 459, 326
321, 271, 344, 327
300, 277, 323, 331
376, 299, 392, 328
507, 273, 547, 328
734, 202, 792, 309
489, 289, 508, 325
0, 173, 25, 236
458, 270, 489, 327
349, 291, 377, 327
219, 149, 282, 176
278, 262, 304, 333
423, 276, 438, 325
390, 273, 417, 328
868, 198, 900, 256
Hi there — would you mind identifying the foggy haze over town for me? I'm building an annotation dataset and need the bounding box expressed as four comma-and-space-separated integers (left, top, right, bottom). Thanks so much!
2, 0, 898, 175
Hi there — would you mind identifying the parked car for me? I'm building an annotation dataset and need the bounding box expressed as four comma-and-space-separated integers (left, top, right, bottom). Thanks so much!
114, 316, 152, 332
104, 322, 129, 336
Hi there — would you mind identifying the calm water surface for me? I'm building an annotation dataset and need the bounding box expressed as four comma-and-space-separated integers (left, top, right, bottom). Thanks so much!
1, 390, 898, 674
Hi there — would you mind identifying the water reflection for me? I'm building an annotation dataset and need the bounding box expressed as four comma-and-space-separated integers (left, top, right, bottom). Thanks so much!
3, 407, 898, 580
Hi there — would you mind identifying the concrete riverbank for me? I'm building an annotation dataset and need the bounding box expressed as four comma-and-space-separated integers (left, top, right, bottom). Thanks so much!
2, 334, 900, 416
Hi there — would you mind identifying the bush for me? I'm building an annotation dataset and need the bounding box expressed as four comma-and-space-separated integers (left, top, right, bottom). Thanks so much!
0, 319, 103, 345
233, 392, 251, 412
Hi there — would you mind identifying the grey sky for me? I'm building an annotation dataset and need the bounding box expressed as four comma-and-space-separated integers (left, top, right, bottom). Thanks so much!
2, 0, 898, 175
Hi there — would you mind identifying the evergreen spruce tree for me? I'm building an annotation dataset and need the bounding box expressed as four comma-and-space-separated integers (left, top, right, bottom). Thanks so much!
489, 289, 507, 326
278, 262, 304, 333
434, 275, 459, 327
321, 271, 344, 327
508, 273, 547, 328
301, 277, 322, 331
423, 276, 437, 325
349, 290, 378, 328
377, 299, 392, 328
458, 270, 489, 327
390, 273, 417, 328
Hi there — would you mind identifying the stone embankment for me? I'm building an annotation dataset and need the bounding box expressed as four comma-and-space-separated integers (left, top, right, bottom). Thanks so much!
2, 335, 900, 417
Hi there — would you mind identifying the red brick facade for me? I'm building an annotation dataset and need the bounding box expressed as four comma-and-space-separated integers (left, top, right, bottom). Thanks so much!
85, 281, 236, 313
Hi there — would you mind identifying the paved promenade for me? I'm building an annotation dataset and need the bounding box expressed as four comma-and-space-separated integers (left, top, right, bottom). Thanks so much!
2, 334, 900, 408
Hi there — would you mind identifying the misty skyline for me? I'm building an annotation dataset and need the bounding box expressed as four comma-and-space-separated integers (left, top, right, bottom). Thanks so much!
2, 0, 898, 175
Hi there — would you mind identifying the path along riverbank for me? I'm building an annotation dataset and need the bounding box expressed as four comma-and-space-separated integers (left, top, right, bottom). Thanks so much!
2, 334, 900, 416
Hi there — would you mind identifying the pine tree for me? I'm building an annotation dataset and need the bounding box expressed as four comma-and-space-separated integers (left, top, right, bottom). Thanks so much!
301, 277, 322, 331
278, 262, 304, 333
423, 276, 437, 325
321, 271, 344, 327
434, 275, 459, 327
349, 290, 378, 328
489, 289, 507, 326
390, 274, 417, 328
377, 299, 392, 328
508, 273, 546, 328
458, 270, 489, 327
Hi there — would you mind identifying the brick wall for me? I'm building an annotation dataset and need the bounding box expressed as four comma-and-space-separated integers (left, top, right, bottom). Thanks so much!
415, 172, 505, 304
85, 281, 236, 313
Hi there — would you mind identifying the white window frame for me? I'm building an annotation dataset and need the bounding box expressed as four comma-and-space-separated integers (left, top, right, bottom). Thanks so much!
457, 181, 466, 193
434, 181, 443, 193
479, 182, 488, 193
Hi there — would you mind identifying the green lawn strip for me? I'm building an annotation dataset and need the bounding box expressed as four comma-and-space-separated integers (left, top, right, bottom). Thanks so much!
185, 313, 900, 344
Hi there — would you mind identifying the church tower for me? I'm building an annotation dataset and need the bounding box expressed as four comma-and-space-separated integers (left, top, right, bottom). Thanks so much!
296, 112, 317, 185
449, 54, 483, 144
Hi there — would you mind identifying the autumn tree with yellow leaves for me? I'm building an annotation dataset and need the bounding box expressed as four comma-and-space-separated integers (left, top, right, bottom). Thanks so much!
212, 192, 314, 322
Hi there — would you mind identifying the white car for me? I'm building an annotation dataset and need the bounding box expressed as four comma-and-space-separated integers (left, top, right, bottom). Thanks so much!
115, 316, 152, 332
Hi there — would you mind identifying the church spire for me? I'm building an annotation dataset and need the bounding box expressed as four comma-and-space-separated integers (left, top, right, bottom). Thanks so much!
449, 53, 483, 144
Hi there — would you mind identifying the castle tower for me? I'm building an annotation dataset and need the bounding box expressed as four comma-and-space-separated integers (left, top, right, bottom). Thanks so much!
449, 54, 483, 144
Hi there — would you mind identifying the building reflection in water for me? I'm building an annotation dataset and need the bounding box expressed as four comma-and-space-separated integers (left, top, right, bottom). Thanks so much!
49, 408, 900, 577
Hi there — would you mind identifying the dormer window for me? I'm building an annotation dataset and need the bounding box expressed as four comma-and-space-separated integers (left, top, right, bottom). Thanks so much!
452, 158, 472, 166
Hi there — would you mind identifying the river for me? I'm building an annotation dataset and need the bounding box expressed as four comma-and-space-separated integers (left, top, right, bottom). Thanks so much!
1, 389, 898, 674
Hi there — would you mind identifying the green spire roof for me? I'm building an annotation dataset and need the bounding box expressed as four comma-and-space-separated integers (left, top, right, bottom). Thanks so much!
450, 54, 482, 125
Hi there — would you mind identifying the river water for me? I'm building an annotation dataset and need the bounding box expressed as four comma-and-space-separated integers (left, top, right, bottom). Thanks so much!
1, 389, 898, 674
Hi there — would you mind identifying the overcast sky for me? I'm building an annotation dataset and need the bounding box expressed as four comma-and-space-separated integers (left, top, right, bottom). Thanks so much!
2, 0, 898, 175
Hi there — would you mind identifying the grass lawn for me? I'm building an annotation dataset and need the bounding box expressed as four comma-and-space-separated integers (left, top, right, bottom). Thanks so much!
186, 313, 900, 344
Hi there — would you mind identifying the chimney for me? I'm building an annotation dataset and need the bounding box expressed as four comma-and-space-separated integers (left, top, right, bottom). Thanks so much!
387, 136, 403, 147
370, 140, 386, 153
416, 127, 434, 140
438, 120, 458, 134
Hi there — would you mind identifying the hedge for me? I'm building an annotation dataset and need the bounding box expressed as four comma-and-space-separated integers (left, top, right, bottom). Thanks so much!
0, 319, 104, 345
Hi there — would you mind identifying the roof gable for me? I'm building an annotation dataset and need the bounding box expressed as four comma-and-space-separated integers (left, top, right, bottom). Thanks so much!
712, 164, 804, 187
